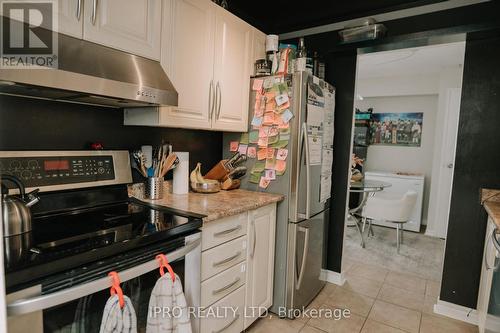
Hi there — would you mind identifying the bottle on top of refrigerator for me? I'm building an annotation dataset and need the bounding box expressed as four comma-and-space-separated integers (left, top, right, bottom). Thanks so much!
297, 37, 313, 74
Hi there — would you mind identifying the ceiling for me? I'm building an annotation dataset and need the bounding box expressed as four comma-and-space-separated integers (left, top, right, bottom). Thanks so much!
226, 0, 446, 33
357, 42, 465, 78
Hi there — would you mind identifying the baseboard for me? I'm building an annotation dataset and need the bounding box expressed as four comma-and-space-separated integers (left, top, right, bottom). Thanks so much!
424, 227, 445, 239
320, 269, 346, 286
434, 299, 478, 325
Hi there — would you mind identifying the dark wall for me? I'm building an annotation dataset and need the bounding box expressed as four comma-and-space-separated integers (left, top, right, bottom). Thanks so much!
324, 50, 357, 272
0, 95, 222, 181
440, 30, 500, 308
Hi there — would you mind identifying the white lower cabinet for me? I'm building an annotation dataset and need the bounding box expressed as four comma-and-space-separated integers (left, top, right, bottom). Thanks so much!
244, 204, 276, 328
199, 203, 277, 332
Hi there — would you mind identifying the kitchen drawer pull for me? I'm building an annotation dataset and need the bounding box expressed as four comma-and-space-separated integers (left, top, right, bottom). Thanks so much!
212, 314, 240, 333
212, 277, 241, 295
213, 225, 242, 237
212, 251, 241, 267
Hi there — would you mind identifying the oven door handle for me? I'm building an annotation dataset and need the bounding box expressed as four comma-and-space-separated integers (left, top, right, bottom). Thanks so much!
7, 236, 201, 317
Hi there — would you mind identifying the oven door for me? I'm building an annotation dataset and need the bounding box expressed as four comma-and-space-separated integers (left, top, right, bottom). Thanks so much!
6, 232, 201, 333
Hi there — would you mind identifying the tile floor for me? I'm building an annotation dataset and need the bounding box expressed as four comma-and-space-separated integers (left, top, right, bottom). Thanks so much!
246, 262, 478, 333
343, 225, 445, 281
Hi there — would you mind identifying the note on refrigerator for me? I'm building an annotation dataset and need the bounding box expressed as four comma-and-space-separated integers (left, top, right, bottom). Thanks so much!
320, 174, 332, 203
308, 135, 322, 165
307, 103, 324, 128
321, 148, 333, 174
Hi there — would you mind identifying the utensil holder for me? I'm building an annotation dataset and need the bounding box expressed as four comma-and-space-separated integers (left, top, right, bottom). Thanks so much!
145, 177, 164, 200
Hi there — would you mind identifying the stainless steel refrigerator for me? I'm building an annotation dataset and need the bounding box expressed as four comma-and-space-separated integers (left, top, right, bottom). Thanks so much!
223, 72, 335, 316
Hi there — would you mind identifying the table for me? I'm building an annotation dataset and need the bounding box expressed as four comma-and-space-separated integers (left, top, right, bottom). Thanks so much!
348, 179, 392, 248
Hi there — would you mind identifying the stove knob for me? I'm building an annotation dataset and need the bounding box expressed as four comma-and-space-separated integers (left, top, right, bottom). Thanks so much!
27, 160, 39, 170
21, 170, 32, 180
10, 160, 21, 169
98, 167, 105, 174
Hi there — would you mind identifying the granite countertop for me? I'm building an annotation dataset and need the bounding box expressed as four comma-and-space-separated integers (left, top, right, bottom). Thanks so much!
129, 182, 284, 222
482, 189, 500, 229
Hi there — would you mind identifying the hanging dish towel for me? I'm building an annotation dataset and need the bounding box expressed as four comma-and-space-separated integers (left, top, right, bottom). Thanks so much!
99, 294, 137, 333
146, 273, 192, 333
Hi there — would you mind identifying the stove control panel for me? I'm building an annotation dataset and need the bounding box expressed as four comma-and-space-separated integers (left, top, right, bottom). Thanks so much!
0, 155, 115, 187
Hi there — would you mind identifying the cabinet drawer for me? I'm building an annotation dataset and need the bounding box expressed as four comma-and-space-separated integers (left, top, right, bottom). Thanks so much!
200, 285, 245, 333
202, 236, 247, 281
202, 213, 247, 251
201, 261, 246, 308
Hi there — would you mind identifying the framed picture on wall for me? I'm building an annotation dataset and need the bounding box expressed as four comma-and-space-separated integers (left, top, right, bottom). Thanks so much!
369, 112, 423, 147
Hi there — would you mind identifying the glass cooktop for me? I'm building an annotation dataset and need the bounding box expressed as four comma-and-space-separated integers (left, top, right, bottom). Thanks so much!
4, 200, 203, 291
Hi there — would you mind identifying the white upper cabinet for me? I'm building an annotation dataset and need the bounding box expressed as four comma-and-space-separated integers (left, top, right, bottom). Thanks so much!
83, 0, 161, 60
58, 0, 84, 38
125, 0, 265, 132
160, 0, 215, 130
211, 6, 252, 132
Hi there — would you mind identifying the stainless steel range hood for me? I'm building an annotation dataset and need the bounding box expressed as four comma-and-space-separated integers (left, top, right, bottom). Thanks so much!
0, 34, 178, 108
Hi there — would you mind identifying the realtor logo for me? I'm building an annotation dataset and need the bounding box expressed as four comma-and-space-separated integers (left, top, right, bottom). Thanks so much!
0, 0, 58, 68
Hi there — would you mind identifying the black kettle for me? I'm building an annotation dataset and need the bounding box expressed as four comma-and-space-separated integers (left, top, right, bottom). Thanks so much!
1, 175, 40, 237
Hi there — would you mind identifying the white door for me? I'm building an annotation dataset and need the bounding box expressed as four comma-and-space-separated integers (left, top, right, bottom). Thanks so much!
83, 0, 161, 60
244, 204, 276, 329
432, 88, 462, 238
58, 0, 84, 38
159, 0, 215, 130
212, 6, 252, 132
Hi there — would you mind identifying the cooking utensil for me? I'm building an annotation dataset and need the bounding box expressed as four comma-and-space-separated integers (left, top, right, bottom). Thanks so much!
232, 154, 247, 167
228, 166, 247, 180
224, 152, 240, 170
161, 153, 178, 177
1, 175, 39, 237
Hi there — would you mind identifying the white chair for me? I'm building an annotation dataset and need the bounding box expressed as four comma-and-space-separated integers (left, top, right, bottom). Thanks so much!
361, 190, 418, 253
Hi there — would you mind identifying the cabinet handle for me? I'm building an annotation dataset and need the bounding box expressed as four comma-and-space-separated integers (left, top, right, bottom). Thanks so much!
250, 219, 256, 258
212, 251, 241, 267
91, 0, 98, 25
216, 81, 221, 120
212, 277, 241, 295
76, 0, 82, 20
485, 229, 500, 271
212, 314, 240, 333
213, 225, 241, 237
209, 79, 214, 120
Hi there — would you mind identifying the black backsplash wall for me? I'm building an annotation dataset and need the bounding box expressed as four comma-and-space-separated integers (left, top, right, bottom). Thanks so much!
0, 95, 223, 180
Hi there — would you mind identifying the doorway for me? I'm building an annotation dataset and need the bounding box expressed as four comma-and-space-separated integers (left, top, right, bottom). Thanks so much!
340, 42, 465, 317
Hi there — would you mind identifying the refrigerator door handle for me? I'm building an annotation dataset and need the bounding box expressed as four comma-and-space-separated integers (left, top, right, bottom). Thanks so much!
300, 122, 311, 219
295, 226, 310, 290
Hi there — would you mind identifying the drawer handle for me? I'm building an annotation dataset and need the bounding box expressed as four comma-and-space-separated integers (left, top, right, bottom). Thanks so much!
213, 225, 242, 237
212, 277, 241, 295
212, 314, 240, 333
212, 251, 242, 267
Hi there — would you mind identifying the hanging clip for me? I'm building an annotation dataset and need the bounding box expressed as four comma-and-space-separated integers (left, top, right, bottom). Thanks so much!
156, 254, 176, 282
108, 271, 125, 308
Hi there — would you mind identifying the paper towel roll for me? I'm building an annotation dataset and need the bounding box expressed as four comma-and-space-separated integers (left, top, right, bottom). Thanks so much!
173, 152, 189, 194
